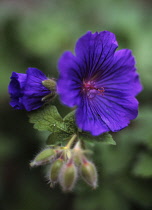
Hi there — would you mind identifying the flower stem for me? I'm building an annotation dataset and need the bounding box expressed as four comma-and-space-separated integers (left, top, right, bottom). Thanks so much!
66, 134, 78, 149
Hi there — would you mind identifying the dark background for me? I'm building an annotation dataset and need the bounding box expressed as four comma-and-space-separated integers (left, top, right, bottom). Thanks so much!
0, 0, 152, 210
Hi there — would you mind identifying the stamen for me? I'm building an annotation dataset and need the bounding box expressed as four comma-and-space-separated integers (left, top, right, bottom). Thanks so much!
96, 87, 105, 96
82, 81, 105, 97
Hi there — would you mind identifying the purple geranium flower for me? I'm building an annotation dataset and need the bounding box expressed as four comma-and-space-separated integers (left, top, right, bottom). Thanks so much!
8, 68, 55, 111
57, 31, 142, 136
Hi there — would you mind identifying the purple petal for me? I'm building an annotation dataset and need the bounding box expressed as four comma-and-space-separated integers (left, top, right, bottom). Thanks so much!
8, 72, 27, 109
94, 92, 138, 132
9, 98, 25, 110
76, 95, 110, 135
57, 52, 82, 107
75, 31, 118, 78
24, 68, 49, 96
8, 72, 27, 96
76, 92, 138, 135
22, 95, 44, 111
95, 49, 142, 96
26, 67, 48, 81
22, 68, 51, 111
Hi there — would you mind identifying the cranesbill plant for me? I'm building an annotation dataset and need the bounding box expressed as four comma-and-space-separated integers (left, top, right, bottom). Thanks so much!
8, 31, 142, 191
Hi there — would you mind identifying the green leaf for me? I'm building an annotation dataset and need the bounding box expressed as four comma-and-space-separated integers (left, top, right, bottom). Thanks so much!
79, 132, 116, 145
46, 132, 71, 145
29, 106, 77, 145
132, 153, 152, 178
29, 105, 66, 133
63, 110, 77, 134
29, 105, 77, 134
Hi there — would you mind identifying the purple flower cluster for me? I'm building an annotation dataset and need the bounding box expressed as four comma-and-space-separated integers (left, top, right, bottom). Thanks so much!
8, 68, 52, 111
8, 31, 142, 136
57, 31, 142, 135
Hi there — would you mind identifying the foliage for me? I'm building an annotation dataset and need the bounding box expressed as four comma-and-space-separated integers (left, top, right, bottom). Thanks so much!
29, 105, 116, 146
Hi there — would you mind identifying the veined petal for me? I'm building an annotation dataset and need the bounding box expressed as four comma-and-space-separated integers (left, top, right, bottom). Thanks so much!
57, 52, 82, 107
75, 31, 118, 79
26, 67, 48, 81
76, 96, 110, 135
22, 68, 51, 111
76, 92, 138, 135
24, 68, 50, 96
95, 49, 142, 96
93, 92, 138, 132
22, 95, 44, 111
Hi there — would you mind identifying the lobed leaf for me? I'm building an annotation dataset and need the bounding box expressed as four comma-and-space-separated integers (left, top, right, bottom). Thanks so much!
63, 110, 77, 134
29, 105, 75, 134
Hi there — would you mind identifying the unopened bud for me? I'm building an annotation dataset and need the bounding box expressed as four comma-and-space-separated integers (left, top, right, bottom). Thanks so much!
59, 160, 78, 191
80, 159, 98, 189
49, 158, 64, 183
72, 141, 83, 166
42, 79, 56, 91
30, 148, 56, 167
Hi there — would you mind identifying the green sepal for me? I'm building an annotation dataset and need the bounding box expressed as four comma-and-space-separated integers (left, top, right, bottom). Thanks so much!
42, 79, 56, 91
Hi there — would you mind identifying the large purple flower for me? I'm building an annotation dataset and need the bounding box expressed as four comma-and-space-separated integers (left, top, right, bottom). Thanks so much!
8, 68, 54, 111
57, 31, 142, 136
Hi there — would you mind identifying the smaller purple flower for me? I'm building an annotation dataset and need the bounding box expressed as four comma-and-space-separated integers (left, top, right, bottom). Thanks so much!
8, 68, 56, 111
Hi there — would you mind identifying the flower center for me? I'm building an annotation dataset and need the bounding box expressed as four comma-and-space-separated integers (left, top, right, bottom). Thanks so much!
82, 81, 104, 99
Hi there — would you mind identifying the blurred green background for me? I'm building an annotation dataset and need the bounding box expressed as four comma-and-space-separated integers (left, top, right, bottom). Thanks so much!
1, 0, 152, 210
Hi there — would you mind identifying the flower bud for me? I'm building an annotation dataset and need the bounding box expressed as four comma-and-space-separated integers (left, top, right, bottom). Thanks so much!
59, 160, 78, 191
49, 159, 64, 183
30, 148, 56, 167
72, 141, 85, 166
80, 159, 98, 189
42, 79, 56, 91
